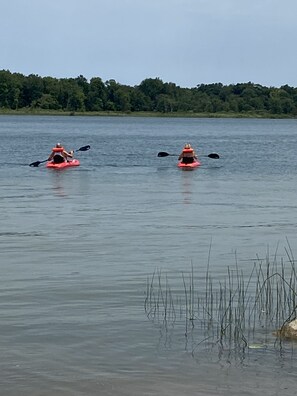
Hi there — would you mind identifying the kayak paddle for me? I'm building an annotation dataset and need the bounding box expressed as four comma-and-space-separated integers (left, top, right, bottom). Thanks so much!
29, 145, 91, 167
157, 152, 178, 157
157, 151, 220, 159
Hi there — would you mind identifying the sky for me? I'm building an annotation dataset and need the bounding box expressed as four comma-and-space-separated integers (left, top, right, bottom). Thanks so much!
1, 0, 297, 88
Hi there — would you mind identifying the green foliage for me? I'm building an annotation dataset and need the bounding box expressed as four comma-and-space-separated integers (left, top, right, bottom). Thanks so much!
1, 69, 297, 117
33, 94, 60, 110
86, 77, 106, 111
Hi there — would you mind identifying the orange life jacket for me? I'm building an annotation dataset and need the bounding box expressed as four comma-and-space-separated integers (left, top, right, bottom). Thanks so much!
52, 147, 64, 153
182, 148, 194, 154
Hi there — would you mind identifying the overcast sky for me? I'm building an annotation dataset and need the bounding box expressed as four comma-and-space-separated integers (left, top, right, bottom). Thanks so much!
1, 0, 297, 88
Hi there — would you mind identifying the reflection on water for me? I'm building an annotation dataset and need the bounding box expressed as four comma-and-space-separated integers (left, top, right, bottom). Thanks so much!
49, 171, 67, 197
181, 172, 195, 204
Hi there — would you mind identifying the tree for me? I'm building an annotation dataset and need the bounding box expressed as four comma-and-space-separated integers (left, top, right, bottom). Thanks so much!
0, 70, 23, 109
74, 75, 89, 96
1, 68, 297, 116
138, 78, 165, 110
130, 89, 151, 111
86, 77, 107, 111
66, 86, 86, 111
156, 94, 176, 112
21, 74, 44, 107
105, 80, 132, 111
33, 94, 60, 110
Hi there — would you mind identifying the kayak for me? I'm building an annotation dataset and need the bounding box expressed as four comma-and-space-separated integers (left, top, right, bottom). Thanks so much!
46, 159, 80, 169
177, 160, 201, 169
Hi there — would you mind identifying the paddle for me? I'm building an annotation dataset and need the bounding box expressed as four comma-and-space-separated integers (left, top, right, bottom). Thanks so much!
157, 151, 220, 159
29, 145, 91, 167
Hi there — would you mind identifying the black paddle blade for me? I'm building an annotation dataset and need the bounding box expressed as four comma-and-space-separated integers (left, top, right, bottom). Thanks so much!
77, 145, 91, 152
29, 160, 43, 167
157, 152, 170, 157
208, 153, 220, 159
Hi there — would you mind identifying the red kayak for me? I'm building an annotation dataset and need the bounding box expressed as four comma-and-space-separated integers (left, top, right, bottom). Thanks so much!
46, 159, 80, 169
177, 160, 201, 169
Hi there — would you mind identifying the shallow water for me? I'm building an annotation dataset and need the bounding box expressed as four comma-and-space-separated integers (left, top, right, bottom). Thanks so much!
1, 115, 297, 395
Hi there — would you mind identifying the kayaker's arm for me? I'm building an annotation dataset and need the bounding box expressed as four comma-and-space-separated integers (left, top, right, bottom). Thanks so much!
192, 149, 198, 159
63, 149, 74, 158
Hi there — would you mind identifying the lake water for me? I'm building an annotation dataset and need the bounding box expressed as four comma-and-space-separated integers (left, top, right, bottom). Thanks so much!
1, 115, 297, 395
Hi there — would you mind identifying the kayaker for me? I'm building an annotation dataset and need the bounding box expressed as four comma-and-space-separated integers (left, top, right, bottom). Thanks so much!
48, 143, 74, 164
178, 143, 198, 164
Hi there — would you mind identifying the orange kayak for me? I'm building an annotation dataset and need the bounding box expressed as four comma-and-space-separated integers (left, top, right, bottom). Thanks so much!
46, 159, 80, 169
177, 160, 201, 169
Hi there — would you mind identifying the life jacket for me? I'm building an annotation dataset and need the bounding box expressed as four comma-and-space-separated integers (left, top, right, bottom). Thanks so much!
52, 147, 65, 163
52, 147, 64, 153
182, 148, 194, 156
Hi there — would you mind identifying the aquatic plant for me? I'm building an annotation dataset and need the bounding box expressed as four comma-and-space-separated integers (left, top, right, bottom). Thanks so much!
144, 244, 297, 360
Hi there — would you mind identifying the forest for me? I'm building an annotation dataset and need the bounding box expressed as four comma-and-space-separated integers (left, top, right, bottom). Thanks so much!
1, 69, 297, 117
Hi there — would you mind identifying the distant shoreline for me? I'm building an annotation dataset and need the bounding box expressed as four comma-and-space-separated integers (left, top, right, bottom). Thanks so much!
0, 109, 295, 119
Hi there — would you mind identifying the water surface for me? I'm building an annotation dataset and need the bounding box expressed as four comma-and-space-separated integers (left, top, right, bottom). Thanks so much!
1, 115, 297, 395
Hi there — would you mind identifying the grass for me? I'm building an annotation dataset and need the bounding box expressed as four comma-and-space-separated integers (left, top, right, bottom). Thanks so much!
0, 108, 295, 119
144, 244, 297, 360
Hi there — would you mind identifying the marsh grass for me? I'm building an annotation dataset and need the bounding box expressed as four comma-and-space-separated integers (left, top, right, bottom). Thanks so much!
144, 245, 297, 359
0, 108, 294, 118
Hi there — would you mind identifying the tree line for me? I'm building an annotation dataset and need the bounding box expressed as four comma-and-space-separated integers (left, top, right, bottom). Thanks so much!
1, 69, 297, 116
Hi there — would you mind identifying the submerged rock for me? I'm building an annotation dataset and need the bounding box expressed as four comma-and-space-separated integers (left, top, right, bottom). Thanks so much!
276, 319, 297, 340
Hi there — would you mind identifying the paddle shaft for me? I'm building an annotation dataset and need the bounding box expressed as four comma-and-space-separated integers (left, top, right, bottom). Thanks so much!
157, 151, 219, 159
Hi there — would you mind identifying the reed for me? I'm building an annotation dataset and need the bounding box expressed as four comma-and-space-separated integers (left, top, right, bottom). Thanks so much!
145, 247, 297, 357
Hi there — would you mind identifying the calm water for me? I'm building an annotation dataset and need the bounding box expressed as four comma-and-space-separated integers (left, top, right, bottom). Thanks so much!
1, 115, 297, 395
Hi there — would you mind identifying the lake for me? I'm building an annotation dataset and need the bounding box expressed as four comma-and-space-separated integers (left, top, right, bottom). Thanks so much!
0, 115, 297, 395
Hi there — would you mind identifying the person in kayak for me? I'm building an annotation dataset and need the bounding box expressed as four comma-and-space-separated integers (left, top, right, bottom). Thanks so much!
178, 143, 198, 164
48, 143, 74, 164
